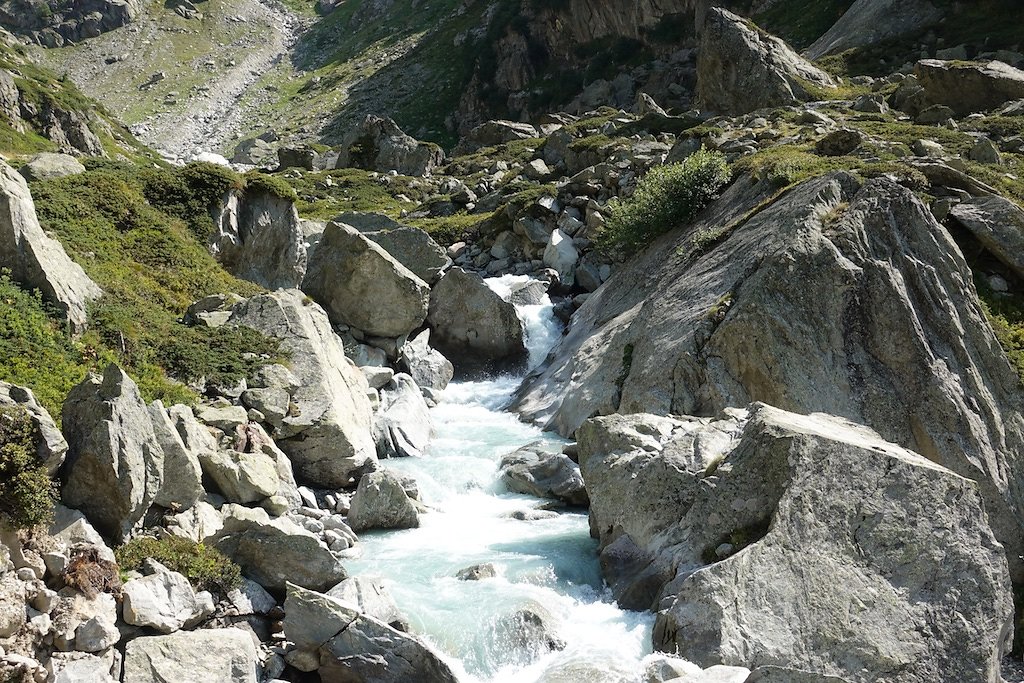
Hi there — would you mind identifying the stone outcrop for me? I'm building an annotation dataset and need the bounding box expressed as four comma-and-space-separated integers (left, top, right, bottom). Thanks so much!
499, 443, 588, 506
228, 290, 376, 488
949, 194, 1024, 279
122, 628, 258, 683
696, 8, 836, 115
578, 405, 1013, 682
374, 374, 432, 459
0, 381, 67, 476
18, 153, 86, 182
302, 221, 430, 338
804, 0, 943, 60
0, 160, 100, 330
148, 401, 204, 511
513, 173, 1024, 580
327, 577, 409, 632
335, 115, 444, 177
0, 0, 140, 46
209, 186, 307, 290
914, 59, 1024, 115
60, 365, 164, 542
427, 267, 527, 373
121, 564, 206, 634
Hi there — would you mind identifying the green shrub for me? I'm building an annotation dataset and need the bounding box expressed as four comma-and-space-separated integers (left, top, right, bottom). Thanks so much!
243, 171, 299, 202
0, 405, 56, 529
116, 536, 242, 594
977, 277, 1024, 382
602, 148, 731, 254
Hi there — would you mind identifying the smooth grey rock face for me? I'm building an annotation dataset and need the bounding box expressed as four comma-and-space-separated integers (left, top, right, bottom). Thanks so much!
427, 267, 527, 372
228, 290, 376, 488
302, 221, 430, 338
198, 446, 279, 504
499, 443, 588, 506
51, 653, 117, 683
949, 195, 1024, 279
374, 374, 432, 459
122, 628, 258, 683
696, 8, 835, 116
804, 0, 943, 60
0, 159, 100, 330
209, 187, 307, 290
61, 365, 164, 542
365, 226, 450, 284
513, 173, 1024, 581
915, 59, 1024, 115
0, 381, 67, 476
347, 470, 420, 532
334, 114, 444, 177
577, 405, 1013, 683
399, 330, 454, 393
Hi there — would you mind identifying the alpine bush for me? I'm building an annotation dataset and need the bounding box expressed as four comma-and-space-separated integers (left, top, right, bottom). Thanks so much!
0, 405, 56, 529
602, 148, 730, 254
115, 536, 242, 594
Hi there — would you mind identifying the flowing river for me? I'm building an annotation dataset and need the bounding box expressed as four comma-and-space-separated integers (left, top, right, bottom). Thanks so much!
345, 275, 654, 682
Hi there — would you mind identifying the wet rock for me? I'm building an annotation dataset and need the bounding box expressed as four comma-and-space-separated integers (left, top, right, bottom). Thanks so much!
456, 564, 496, 581
427, 267, 527, 373
326, 576, 409, 631
499, 443, 588, 506
347, 470, 420, 532
399, 330, 454, 393
374, 374, 432, 459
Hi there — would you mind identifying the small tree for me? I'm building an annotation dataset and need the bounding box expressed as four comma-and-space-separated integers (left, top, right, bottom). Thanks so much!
601, 148, 731, 255
0, 405, 56, 529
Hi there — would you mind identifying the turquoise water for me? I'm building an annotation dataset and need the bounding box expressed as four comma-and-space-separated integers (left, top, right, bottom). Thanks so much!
345, 276, 653, 683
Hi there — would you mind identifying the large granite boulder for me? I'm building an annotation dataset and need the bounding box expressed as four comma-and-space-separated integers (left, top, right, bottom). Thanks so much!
0, 381, 67, 476
228, 290, 376, 488
365, 226, 450, 284
18, 153, 86, 182
212, 504, 346, 592
121, 565, 203, 634
347, 470, 420, 532
335, 115, 444, 177
578, 405, 1013, 682
697, 8, 836, 116
61, 365, 164, 542
804, 0, 943, 60
513, 173, 1024, 580
427, 267, 527, 373
499, 443, 588, 506
948, 195, 1024, 280
327, 577, 409, 632
209, 186, 307, 290
374, 374, 432, 459
0, 159, 100, 330
122, 628, 258, 683
302, 221, 430, 338
285, 583, 457, 681
914, 59, 1024, 115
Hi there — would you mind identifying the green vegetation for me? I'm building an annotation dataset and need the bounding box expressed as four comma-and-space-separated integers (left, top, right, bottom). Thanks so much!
0, 405, 57, 529
977, 278, 1024, 382
11, 162, 280, 408
116, 536, 242, 594
753, 0, 854, 50
602, 148, 731, 254
0, 274, 93, 417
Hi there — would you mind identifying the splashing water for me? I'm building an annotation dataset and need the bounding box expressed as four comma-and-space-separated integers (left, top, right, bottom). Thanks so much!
345, 275, 653, 683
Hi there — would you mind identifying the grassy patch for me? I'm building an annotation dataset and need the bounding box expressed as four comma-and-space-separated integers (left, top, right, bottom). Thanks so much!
26, 163, 277, 404
600, 148, 731, 254
753, 0, 855, 50
977, 277, 1024, 382
116, 536, 242, 594
288, 168, 421, 221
